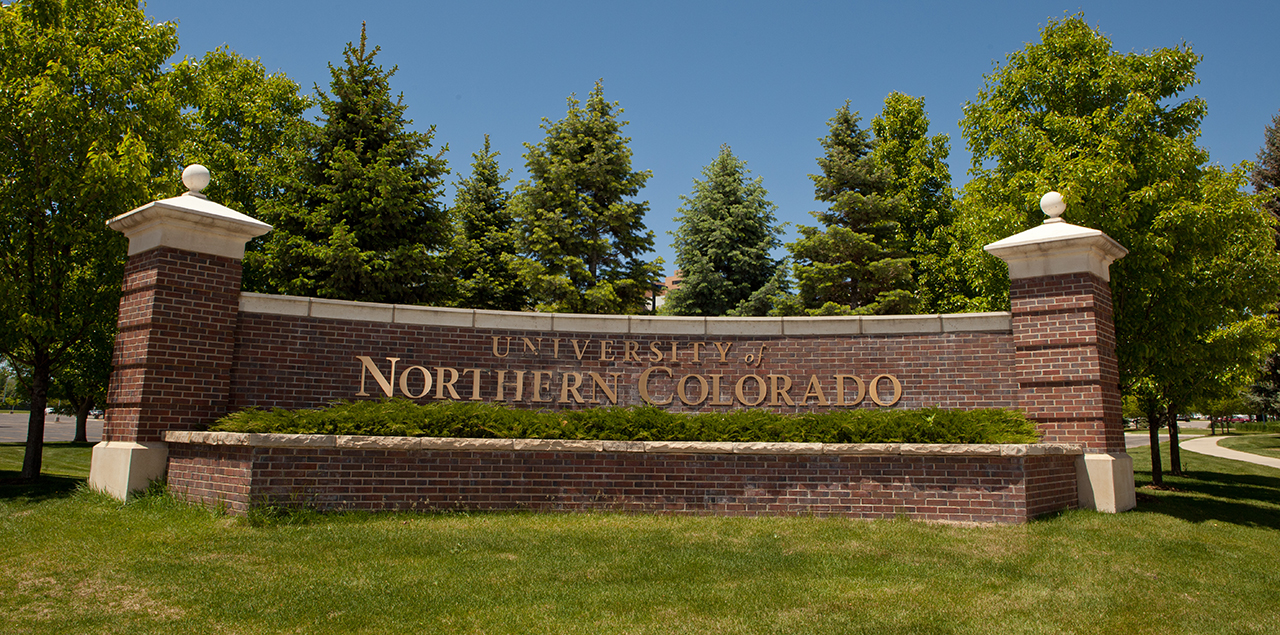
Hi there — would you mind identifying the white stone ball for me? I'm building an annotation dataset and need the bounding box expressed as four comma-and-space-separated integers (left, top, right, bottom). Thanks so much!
182, 164, 211, 194
1040, 191, 1065, 218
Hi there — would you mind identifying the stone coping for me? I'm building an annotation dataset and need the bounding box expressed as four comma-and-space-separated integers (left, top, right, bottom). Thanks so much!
164, 431, 1079, 457
239, 292, 1012, 336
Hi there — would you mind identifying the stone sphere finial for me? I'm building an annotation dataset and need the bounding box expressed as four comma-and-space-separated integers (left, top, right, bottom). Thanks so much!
1040, 191, 1065, 223
182, 164, 211, 198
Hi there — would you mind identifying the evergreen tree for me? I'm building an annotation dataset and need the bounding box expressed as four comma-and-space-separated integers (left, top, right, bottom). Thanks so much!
512, 80, 661, 314
870, 93, 957, 313
663, 145, 783, 316
1252, 110, 1280, 219
253, 24, 450, 304
453, 136, 526, 311
788, 102, 914, 315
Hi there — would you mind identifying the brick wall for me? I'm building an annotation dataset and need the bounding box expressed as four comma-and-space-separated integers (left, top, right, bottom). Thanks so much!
1011, 272, 1125, 453
230, 315, 1019, 414
165, 433, 1081, 524
106, 247, 243, 443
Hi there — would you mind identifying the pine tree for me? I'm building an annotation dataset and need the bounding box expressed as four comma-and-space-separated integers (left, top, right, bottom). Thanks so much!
1252, 110, 1280, 219
663, 145, 783, 316
870, 93, 957, 313
788, 102, 914, 315
453, 136, 526, 311
512, 80, 661, 314
253, 24, 450, 304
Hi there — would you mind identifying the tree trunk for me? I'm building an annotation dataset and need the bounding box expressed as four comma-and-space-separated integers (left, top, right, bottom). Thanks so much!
74, 398, 91, 444
21, 355, 50, 481
1168, 412, 1183, 476
1146, 408, 1163, 487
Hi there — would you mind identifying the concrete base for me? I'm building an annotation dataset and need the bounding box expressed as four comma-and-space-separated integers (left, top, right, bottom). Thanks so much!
1076, 452, 1136, 513
88, 441, 168, 500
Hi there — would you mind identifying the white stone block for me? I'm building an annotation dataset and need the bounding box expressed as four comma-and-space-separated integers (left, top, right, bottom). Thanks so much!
393, 305, 474, 327
551, 314, 630, 334
474, 310, 554, 331
240, 293, 310, 316
309, 298, 394, 323
706, 317, 784, 336
1077, 452, 1137, 513
629, 316, 707, 335
861, 315, 943, 334
88, 441, 168, 501
940, 312, 1012, 332
781, 316, 862, 335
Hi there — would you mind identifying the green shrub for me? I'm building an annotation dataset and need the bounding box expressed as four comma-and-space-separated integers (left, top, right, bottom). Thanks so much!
211, 400, 1040, 444
1234, 421, 1280, 433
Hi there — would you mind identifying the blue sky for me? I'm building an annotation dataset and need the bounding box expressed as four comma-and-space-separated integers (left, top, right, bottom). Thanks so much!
144, 0, 1280, 274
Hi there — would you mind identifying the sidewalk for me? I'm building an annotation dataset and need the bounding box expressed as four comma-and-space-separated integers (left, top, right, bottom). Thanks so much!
1180, 435, 1280, 470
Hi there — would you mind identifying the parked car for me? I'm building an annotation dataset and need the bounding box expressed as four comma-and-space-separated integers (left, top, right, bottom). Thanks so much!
90, 409, 104, 418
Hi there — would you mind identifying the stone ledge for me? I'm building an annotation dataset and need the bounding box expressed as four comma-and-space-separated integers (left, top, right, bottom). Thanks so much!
163, 431, 1080, 457
235, 292, 1015, 336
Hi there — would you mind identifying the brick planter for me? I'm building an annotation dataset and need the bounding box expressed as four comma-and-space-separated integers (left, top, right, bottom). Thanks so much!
165, 431, 1081, 524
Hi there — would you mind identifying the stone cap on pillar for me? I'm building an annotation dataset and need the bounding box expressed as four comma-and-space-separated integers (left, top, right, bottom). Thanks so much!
107, 165, 273, 259
983, 192, 1128, 281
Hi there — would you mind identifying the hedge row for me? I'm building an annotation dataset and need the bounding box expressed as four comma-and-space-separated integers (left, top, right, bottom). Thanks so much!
210, 400, 1041, 444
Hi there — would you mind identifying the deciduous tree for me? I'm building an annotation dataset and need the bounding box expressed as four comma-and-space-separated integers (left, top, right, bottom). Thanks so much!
663, 145, 784, 316
0, 0, 182, 479
955, 15, 1280, 483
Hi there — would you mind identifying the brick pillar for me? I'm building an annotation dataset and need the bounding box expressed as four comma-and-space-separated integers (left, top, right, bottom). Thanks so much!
985, 192, 1135, 513
89, 165, 271, 499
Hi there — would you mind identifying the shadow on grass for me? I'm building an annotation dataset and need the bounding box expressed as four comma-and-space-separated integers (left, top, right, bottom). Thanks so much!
0, 471, 85, 503
1134, 469, 1280, 530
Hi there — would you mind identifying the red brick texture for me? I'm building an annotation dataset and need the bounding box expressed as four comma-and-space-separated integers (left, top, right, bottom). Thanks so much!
1010, 272, 1125, 453
105, 247, 243, 443
229, 317, 1018, 414
166, 441, 1079, 524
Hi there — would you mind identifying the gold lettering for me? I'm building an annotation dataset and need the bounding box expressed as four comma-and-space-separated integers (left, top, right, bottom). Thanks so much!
708, 374, 732, 405
590, 372, 621, 404
552, 338, 562, 358
571, 339, 589, 360
521, 337, 542, 355
559, 372, 585, 404
648, 341, 664, 362
714, 341, 732, 362
464, 368, 484, 400
599, 340, 615, 361
531, 370, 553, 402
670, 341, 678, 361
639, 367, 673, 405
623, 340, 642, 362
491, 336, 511, 358
802, 374, 829, 406
735, 374, 766, 406
356, 356, 399, 397
835, 375, 865, 406
691, 342, 705, 363
434, 367, 461, 400
496, 370, 525, 401
398, 365, 432, 399
768, 374, 795, 406
677, 374, 709, 406
870, 374, 903, 406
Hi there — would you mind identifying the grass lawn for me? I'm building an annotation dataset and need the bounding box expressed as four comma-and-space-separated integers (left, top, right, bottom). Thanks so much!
2, 442, 1278, 634
1218, 433, 1280, 460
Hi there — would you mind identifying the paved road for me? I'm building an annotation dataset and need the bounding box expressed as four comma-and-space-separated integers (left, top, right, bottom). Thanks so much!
1125, 432, 1169, 448
1181, 434, 1280, 470
0, 412, 102, 443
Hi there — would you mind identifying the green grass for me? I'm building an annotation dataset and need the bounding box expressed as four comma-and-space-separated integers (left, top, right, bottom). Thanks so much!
1, 442, 1278, 634
1218, 433, 1280, 460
